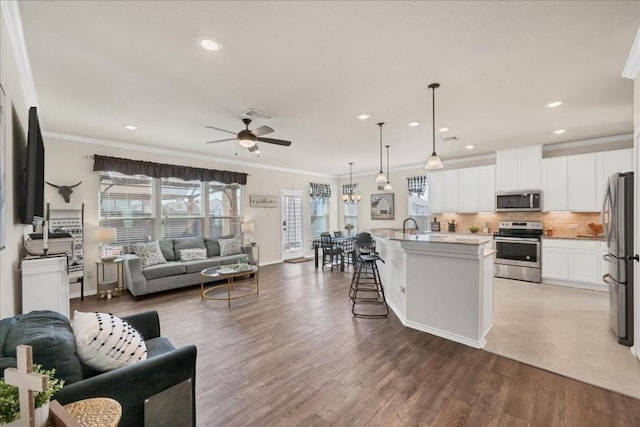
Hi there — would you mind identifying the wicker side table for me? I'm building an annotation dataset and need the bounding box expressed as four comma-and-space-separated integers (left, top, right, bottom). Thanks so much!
63, 397, 122, 427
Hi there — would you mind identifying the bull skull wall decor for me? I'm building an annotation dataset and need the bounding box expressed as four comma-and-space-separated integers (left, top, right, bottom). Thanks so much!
46, 181, 82, 203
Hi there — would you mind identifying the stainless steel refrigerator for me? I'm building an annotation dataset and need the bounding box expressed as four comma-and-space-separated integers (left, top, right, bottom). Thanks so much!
602, 172, 634, 346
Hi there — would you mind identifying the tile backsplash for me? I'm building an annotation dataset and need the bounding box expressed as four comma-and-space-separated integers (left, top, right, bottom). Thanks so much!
432, 212, 601, 237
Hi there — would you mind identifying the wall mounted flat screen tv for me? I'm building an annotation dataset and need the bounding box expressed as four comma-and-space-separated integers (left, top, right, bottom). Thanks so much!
20, 106, 45, 224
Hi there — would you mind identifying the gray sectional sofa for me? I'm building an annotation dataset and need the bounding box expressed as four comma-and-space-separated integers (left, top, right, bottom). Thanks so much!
122, 236, 256, 297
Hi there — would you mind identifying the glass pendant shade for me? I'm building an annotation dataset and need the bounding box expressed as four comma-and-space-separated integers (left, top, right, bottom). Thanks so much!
383, 144, 393, 190
425, 153, 444, 169
383, 181, 393, 191
375, 172, 387, 183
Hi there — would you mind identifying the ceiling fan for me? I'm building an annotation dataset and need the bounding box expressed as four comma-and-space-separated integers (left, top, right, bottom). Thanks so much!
205, 118, 292, 152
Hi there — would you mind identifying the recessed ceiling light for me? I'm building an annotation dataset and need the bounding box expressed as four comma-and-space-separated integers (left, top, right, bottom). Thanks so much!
124, 125, 137, 130
357, 114, 371, 120
199, 38, 222, 51
408, 121, 420, 127
553, 129, 566, 135
545, 101, 563, 108
439, 127, 449, 132
465, 145, 475, 150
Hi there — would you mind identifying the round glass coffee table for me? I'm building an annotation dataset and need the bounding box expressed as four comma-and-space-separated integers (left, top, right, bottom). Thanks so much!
200, 265, 259, 307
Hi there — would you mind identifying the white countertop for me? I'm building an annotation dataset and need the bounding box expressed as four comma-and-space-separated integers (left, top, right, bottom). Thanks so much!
370, 229, 492, 245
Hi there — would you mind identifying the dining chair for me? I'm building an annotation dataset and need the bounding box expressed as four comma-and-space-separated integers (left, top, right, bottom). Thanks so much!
320, 232, 344, 271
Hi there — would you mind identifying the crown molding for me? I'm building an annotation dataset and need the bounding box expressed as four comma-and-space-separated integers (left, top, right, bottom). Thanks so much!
44, 132, 336, 178
543, 133, 633, 152
623, 28, 640, 79
1, 1, 38, 106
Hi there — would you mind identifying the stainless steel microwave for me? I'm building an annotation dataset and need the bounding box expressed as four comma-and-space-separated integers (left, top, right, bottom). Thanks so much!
496, 190, 543, 212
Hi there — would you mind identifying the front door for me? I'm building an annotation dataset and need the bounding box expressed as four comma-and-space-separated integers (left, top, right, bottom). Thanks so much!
281, 190, 305, 260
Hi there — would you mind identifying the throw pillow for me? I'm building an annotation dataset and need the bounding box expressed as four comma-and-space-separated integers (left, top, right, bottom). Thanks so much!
179, 248, 207, 261
132, 241, 167, 267
73, 311, 147, 372
219, 237, 242, 256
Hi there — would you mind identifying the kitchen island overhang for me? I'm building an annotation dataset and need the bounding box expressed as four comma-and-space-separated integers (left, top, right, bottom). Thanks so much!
371, 230, 495, 349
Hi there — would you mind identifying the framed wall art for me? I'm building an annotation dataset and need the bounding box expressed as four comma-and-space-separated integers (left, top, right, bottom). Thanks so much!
371, 193, 394, 220
249, 195, 279, 208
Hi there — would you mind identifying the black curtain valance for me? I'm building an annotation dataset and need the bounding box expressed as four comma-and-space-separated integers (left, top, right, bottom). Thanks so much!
93, 155, 248, 185
407, 175, 427, 196
309, 182, 331, 200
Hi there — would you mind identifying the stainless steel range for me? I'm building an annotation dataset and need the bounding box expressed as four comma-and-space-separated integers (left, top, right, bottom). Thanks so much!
494, 221, 543, 283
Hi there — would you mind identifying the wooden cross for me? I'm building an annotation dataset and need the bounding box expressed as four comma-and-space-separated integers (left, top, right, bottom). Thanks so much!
4, 345, 48, 427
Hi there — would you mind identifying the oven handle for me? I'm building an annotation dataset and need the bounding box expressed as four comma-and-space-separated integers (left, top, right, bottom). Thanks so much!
494, 236, 540, 242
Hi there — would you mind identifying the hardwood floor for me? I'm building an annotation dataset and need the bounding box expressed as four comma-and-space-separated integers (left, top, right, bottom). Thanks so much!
72, 262, 640, 426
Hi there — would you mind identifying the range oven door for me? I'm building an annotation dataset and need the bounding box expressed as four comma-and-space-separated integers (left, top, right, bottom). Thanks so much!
494, 236, 541, 268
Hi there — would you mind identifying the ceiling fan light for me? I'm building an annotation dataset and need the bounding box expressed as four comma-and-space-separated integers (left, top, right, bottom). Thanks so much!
425, 153, 444, 170
238, 136, 256, 148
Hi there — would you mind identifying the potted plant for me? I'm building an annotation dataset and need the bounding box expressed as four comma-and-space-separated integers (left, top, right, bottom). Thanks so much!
0, 365, 64, 426
344, 223, 354, 236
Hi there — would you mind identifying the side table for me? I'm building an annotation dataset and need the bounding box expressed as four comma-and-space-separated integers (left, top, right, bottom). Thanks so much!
95, 258, 124, 299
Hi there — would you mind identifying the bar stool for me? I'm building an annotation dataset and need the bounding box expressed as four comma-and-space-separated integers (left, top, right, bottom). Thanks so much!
350, 253, 389, 318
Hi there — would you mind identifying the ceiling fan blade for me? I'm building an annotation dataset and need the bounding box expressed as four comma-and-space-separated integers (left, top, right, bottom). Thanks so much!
252, 125, 274, 137
204, 125, 237, 135
257, 137, 292, 147
205, 138, 237, 144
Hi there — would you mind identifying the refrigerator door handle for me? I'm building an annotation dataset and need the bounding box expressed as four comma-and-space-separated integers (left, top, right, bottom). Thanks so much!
602, 253, 617, 263
601, 183, 612, 246
602, 273, 616, 286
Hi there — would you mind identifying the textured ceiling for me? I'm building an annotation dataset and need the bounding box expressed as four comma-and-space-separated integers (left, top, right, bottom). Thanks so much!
17, 1, 640, 176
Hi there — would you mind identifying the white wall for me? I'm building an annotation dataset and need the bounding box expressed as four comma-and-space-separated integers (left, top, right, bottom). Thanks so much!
0, 3, 34, 317
44, 136, 338, 298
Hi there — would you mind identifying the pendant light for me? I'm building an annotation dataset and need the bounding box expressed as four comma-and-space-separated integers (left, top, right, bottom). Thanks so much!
343, 162, 361, 203
425, 83, 444, 169
383, 145, 393, 191
375, 122, 388, 183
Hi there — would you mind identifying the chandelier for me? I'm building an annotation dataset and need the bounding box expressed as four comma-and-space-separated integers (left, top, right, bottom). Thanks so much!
343, 162, 361, 203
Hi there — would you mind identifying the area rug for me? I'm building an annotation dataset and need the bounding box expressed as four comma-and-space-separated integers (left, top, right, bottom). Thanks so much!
284, 258, 312, 264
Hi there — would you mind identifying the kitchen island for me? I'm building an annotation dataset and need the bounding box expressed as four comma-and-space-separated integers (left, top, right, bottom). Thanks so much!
371, 229, 495, 348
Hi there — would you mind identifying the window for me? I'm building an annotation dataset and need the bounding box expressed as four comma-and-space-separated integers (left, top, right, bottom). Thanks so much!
208, 183, 241, 238
161, 178, 203, 238
99, 172, 243, 244
344, 203, 358, 234
408, 190, 430, 232
99, 172, 154, 245
310, 199, 329, 239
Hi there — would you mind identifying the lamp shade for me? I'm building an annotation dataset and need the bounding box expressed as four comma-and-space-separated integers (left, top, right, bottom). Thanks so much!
425, 154, 444, 170
95, 227, 116, 243
241, 222, 255, 233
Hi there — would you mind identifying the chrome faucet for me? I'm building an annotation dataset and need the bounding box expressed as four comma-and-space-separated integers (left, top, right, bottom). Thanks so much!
402, 217, 419, 235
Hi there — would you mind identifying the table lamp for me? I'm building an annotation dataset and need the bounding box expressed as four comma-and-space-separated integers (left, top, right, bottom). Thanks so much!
241, 222, 255, 246
96, 227, 117, 260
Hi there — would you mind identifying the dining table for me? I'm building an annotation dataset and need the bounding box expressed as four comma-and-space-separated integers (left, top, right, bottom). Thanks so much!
312, 236, 356, 270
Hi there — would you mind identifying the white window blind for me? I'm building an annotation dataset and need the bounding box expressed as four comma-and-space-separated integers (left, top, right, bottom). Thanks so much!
99, 172, 154, 245
344, 203, 358, 234
208, 183, 242, 238
408, 192, 430, 232
161, 178, 203, 238
310, 198, 329, 239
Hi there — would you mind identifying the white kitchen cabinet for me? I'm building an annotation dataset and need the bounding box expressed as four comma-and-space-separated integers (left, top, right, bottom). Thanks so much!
428, 172, 443, 213
542, 158, 568, 211
541, 238, 606, 291
596, 149, 633, 207
458, 168, 478, 213
496, 145, 542, 191
541, 247, 569, 280
442, 170, 459, 213
21, 255, 69, 318
477, 165, 496, 212
568, 153, 597, 212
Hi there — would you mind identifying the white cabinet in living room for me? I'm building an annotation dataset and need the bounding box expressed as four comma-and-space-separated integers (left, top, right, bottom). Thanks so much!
568, 153, 597, 211
496, 145, 542, 191
542, 158, 568, 211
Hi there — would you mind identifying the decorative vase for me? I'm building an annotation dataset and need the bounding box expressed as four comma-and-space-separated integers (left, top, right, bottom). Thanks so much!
2, 402, 50, 427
